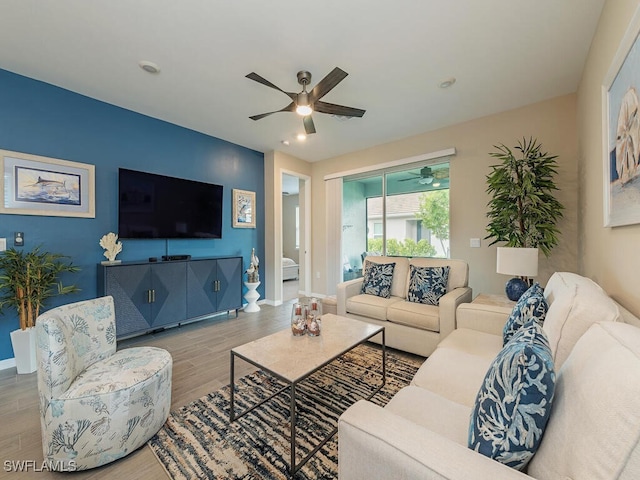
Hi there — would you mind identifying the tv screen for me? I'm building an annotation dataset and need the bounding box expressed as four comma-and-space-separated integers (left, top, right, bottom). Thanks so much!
118, 168, 223, 239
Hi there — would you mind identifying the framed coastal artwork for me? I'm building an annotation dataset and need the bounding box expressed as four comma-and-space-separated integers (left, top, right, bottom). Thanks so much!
0, 149, 95, 218
603, 5, 640, 227
232, 188, 256, 228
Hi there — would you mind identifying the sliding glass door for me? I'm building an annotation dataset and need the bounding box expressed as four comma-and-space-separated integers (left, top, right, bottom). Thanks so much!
341, 162, 450, 281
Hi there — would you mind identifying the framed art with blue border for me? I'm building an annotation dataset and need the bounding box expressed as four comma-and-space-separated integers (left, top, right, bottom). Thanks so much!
0, 149, 95, 218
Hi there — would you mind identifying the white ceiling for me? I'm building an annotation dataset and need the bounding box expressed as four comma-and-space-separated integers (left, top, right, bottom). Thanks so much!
0, 1, 605, 162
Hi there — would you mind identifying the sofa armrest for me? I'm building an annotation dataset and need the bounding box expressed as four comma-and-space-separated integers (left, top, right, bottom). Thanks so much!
456, 302, 511, 336
339, 400, 531, 480
439, 287, 473, 339
337, 278, 364, 315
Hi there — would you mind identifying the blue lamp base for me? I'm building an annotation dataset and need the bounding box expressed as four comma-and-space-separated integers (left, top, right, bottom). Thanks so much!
505, 277, 528, 301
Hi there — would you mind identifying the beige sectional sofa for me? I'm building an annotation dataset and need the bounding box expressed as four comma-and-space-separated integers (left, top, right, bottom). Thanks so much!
336, 256, 472, 357
339, 272, 640, 479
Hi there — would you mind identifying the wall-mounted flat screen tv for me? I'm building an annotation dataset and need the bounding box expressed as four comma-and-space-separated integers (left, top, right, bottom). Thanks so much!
118, 168, 223, 239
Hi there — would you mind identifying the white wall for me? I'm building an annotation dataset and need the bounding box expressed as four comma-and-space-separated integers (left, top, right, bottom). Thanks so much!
310, 94, 578, 298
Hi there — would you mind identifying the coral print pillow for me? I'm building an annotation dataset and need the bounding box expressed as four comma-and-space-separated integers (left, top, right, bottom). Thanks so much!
502, 282, 548, 345
407, 265, 450, 306
361, 262, 396, 298
469, 319, 556, 471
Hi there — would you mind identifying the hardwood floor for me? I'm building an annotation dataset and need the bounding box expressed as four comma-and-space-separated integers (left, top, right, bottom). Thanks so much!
0, 300, 422, 479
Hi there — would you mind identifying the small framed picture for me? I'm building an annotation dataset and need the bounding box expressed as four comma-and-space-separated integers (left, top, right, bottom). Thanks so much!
232, 189, 256, 228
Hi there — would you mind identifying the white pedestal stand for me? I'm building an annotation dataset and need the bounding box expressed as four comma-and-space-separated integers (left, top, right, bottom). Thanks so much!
244, 281, 261, 312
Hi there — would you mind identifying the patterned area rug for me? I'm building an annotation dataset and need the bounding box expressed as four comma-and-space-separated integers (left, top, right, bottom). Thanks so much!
148, 343, 422, 479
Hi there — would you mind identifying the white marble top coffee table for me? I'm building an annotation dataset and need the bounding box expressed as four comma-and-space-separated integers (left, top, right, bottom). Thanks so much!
229, 313, 385, 477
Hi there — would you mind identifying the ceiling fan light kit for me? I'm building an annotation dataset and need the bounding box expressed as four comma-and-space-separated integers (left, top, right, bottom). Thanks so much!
246, 67, 366, 135
398, 165, 450, 184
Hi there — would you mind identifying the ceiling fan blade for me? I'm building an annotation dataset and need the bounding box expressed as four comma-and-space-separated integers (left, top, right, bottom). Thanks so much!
314, 101, 366, 118
249, 102, 296, 121
246, 72, 296, 101
309, 67, 348, 102
303, 115, 316, 135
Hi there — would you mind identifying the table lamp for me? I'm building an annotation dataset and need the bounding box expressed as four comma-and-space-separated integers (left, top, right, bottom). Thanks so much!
496, 247, 539, 301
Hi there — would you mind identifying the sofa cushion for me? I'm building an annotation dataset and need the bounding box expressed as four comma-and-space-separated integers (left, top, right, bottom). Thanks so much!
411, 345, 496, 408
502, 283, 547, 345
437, 328, 504, 360
361, 261, 395, 298
386, 301, 440, 332
527, 322, 640, 479
346, 294, 404, 321
363, 256, 410, 298
543, 272, 621, 368
409, 257, 469, 291
61, 346, 172, 398
385, 386, 471, 446
469, 320, 556, 471
407, 265, 450, 306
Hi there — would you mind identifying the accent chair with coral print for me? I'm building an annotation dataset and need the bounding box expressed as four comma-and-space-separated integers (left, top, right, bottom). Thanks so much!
35, 295, 172, 471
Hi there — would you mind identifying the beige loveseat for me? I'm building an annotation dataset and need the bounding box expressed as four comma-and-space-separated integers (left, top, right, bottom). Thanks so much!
339, 272, 640, 479
337, 256, 472, 357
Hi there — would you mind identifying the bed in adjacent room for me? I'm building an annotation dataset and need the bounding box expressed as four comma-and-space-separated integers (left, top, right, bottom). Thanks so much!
282, 257, 299, 280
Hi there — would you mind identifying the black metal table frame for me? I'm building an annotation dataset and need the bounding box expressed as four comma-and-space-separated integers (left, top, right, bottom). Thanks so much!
229, 328, 386, 477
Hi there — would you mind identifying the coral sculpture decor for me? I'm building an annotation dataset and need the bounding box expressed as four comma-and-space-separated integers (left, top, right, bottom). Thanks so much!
99, 232, 123, 264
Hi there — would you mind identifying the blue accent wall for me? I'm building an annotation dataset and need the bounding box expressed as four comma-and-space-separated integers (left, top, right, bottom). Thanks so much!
0, 69, 265, 361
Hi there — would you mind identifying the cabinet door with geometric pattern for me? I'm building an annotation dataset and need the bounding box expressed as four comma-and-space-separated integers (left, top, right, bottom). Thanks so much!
149, 261, 187, 328
216, 257, 242, 313
186, 259, 218, 319
100, 264, 152, 338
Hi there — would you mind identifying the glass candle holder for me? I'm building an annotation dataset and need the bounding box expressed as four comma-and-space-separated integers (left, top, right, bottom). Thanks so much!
291, 302, 307, 336
307, 312, 321, 336
307, 297, 322, 336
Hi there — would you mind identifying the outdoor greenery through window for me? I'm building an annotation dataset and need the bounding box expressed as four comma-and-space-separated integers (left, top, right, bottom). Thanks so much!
341, 161, 450, 281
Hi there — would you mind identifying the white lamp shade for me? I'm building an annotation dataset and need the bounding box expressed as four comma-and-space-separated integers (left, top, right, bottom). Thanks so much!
496, 247, 539, 277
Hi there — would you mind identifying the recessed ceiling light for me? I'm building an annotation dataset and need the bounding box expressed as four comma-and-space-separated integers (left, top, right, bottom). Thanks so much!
139, 60, 161, 74
438, 77, 456, 89
297, 134, 307, 141
281, 140, 290, 146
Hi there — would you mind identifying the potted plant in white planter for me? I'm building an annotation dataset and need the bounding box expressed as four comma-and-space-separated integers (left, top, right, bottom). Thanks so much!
0, 246, 80, 374
485, 138, 564, 299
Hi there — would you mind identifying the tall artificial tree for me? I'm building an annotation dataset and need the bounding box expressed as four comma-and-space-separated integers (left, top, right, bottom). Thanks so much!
485, 138, 564, 257
0, 247, 80, 330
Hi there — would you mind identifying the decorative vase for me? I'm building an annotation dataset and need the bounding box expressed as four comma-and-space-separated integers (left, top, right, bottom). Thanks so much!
505, 277, 529, 301
307, 298, 322, 336
9, 327, 37, 374
291, 302, 307, 336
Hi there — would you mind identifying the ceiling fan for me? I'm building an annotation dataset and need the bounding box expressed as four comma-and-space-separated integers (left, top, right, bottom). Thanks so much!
246, 67, 366, 135
399, 166, 450, 184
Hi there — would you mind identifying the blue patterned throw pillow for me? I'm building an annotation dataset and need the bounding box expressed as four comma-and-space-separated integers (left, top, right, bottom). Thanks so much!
502, 283, 548, 345
469, 320, 556, 471
360, 262, 396, 298
407, 265, 450, 306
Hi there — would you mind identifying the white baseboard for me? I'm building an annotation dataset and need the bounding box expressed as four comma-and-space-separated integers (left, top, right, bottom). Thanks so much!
262, 299, 282, 306
0, 357, 16, 371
